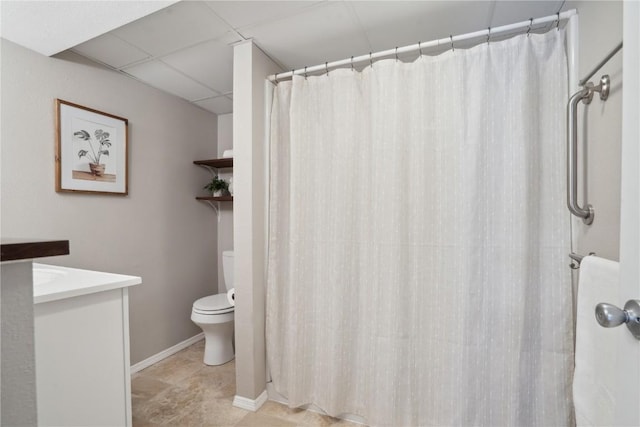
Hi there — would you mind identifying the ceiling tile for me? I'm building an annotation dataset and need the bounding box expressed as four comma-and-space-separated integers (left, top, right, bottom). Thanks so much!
195, 96, 233, 115
122, 60, 217, 101
112, 1, 231, 56
205, 1, 323, 30
491, 1, 563, 28
72, 33, 150, 69
242, 1, 370, 70
0, 1, 176, 56
161, 33, 239, 93
349, 1, 494, 53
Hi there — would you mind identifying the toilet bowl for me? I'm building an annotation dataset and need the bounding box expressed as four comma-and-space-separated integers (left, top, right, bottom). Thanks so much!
191, 250, 234, 365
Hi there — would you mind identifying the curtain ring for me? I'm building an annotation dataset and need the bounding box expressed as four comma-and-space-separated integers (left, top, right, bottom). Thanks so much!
351, 56, 354, 71
369, 52, 373, 68
450, 35, 454, 52
325, 62, 329, 76
304, 66, 308, 80
556, 12, 561, 31
487, 27, 491, 44
527, 18, 533, 37
395, 47, 399, 62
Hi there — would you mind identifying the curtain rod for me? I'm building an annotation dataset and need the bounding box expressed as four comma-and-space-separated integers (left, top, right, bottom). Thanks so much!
268, 9, 577, 82
579, 42, 623, 86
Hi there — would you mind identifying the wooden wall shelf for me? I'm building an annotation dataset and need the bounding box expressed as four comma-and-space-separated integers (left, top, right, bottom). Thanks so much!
194, 157, 233, 220
196, 196, 233, 202
193, 158, 233, 168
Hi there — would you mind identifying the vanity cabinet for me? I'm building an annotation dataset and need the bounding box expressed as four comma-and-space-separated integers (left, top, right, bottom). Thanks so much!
33, 265, 140, 427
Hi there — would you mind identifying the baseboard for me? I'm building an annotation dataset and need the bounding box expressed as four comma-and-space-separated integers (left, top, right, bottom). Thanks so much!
130, 333, 204, 374
233, 390, 268, 412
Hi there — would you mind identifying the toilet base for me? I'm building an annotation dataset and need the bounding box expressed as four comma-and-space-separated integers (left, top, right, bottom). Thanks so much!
203, 327, 235, 365
191, 314, 234, 366
191, 301, 235, 366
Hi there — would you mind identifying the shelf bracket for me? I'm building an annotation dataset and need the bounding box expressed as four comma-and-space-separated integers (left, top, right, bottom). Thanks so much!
196, 164, 218, 178
202, 200, 221, 222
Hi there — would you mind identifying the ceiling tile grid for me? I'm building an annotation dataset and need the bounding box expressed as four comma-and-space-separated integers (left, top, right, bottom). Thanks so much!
194, 95, 234, 115
0, 1, 177, 56
121, 60, 217, 102
111, 1, 230, 57
64, 0, 567, 115
160, 33, 240, 94
346, 1, 495, 53
239, 1, 371, 70
72, 33, 151, 70
204, 1, 324, 30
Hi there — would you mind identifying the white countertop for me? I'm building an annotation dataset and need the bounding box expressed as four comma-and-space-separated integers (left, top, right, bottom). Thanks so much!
33, 263, 141, 304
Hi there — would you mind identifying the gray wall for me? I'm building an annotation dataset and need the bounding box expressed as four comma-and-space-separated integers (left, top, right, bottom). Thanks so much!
217, 113, 234, 291
0, 39, 219, 364
563, 1, 623, 260
233, 41, 281, 401
1, 261, 37, 426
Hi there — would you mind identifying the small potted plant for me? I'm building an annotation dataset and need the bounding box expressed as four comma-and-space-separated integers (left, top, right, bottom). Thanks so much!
204, 175, 229, 197
74, 129, 111, 176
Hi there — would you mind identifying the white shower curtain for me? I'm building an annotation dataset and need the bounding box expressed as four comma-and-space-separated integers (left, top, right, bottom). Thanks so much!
267, 30, 573, 426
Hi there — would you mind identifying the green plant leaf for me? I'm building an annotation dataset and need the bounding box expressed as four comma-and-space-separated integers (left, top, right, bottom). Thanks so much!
204, 176, 229, 194
74, 130, 90, 140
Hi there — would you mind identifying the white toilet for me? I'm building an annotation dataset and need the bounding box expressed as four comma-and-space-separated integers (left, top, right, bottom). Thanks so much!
191, 250, 234, 365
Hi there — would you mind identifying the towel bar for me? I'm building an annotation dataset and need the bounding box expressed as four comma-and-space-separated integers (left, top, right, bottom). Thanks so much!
569, 252, 595, 269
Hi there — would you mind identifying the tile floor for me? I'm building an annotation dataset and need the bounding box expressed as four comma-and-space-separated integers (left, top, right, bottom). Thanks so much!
132, 340, 359, 426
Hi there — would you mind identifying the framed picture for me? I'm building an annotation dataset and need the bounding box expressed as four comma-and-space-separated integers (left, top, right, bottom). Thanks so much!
55, 99, 128, 195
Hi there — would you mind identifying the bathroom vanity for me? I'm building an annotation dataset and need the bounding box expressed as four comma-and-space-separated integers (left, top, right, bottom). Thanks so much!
33, 263, 141, 427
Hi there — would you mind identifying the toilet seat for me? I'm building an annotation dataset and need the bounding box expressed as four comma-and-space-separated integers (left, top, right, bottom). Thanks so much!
193, 294, 234, 315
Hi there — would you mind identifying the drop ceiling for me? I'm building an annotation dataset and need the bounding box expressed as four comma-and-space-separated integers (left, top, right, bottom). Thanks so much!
3, 1, 572, 115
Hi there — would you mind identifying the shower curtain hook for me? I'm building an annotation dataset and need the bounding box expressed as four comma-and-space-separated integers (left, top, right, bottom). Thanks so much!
325, 62, 329, 76
418, 41, 423, 58
527, 18, 533, 37
395, 47, 399, 62
450, 35, 454, 52
304, 66, 308, 80
351, 56, 354, 71
556, 12, 561, 31
487, 27, 491, 44
369, 52, 373, 68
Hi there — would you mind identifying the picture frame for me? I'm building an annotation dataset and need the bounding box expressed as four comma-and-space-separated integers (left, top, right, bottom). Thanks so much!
55, 99, 128, 195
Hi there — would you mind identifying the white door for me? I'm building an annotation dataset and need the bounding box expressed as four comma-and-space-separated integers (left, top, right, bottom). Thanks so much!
613, 2, 640, 425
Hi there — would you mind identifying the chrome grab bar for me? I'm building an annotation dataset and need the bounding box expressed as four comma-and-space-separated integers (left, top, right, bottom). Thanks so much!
567, 88, 594, 224
566, 74, 610, 225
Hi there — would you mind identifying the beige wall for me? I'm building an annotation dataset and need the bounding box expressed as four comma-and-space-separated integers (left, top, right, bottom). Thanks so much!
217, 113, 234, 291
1, 261, 37, 426
564, 1, 623, 260
233, 41, 281, 401
0, 39, 219, 364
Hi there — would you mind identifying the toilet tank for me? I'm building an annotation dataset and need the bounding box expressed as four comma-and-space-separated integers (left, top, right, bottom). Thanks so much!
222, 251, 234, 291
